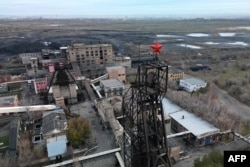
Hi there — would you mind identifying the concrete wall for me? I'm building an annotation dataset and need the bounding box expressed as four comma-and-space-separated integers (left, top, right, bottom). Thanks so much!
19, 52, 42, 65
168, 145, 181, 162
67, 43, 114, 66
52, 85, 61, 98
106, 67, 126, 83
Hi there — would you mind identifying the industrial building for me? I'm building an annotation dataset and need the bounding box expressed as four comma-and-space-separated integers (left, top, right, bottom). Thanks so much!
170, 110, 220, 147
67, 43, 114, 66
179, 77, 207, 92
42, 109, 67, 139
0, 83, 8, 93
162, 98, 220, 147
34, 78, 48, 94
19, 52, 42, 65
0, 95, 19, 108
106, 66, 126, 83
168, 67, 184, 81
113, 56, 131, 68
46, 134, 68, 160
100, 79, 124, 98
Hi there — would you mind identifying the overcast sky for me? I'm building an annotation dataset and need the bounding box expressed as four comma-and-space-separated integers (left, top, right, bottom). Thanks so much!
0, 0, 250, 18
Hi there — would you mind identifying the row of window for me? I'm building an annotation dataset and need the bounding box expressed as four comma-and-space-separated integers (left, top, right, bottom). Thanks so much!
75, 47, 111, 51
36, 82, 47, 85
37, 88, 47, 92
76, 53, 108, 57
77, 59, 109, 63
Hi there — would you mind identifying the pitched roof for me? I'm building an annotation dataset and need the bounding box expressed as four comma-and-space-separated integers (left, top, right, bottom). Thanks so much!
42, 109, 67, 135
9, 117, 19, 151
170, 111, 219, 139
163, 98, 219, 139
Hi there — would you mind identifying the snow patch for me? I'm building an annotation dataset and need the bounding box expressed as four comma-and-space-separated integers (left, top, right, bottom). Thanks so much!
187, 33, 210, 37
205, 42, 219, 45
229, 27, 250, 30
178, 44, 202, 49
156, 34, 180, 38
218, 33, 236, 37
50, 24, 63, 27
226, 42, 248, 46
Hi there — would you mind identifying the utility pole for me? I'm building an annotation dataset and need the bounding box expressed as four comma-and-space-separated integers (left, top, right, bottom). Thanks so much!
139, 43, 141, 62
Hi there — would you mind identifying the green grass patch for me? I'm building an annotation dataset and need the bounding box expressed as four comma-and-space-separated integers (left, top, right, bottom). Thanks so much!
0, 136, 9, 148
127, 75, 137, 83
241, 122, 250, 136
221, 134, 234, 144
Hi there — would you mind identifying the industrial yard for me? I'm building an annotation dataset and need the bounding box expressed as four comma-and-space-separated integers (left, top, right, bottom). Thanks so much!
0, 18, 250, 167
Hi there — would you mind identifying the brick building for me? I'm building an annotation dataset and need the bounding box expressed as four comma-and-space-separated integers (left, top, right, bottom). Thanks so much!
34, 78, 47, 94
67, 43, 114, 66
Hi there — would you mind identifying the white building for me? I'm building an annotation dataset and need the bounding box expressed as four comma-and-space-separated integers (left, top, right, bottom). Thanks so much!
100, 79, 124, 97
179, 77, 207, 92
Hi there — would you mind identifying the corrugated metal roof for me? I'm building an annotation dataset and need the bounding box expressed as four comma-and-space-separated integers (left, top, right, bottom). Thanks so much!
47, 135, 67, 158
42, 109, 67, 135
170, 111, 219, 139
162, 98, 182, 115
163, 98, 219, 139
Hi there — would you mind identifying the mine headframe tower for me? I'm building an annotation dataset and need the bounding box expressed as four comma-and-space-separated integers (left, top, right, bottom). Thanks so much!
123, 62, 171, 167
43, 63, 82, 105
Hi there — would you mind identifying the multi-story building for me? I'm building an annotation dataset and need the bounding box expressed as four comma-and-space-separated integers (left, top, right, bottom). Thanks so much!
179, 77, 207, 93
113, 56, 131, 68
67, 43, 114, 66
106, 66, 126, 83
0, 83, 8, 93
100, 79, 124, 98
19, 52, 42, 65
34, 78, 48, 94
168, 68, 184, 81
0, 95, 19, 107
148, 66, 184, 82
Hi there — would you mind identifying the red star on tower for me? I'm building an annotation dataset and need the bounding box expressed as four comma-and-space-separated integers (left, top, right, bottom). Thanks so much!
151, 40, 162, 54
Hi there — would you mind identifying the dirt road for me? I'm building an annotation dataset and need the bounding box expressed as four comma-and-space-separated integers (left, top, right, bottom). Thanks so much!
210, 83, 250, 122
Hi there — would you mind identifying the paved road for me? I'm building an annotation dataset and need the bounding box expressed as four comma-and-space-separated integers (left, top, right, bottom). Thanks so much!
70, 101, 117, 153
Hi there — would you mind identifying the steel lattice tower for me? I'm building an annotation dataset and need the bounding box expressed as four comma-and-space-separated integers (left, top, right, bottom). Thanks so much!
122, 62, 172, 167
